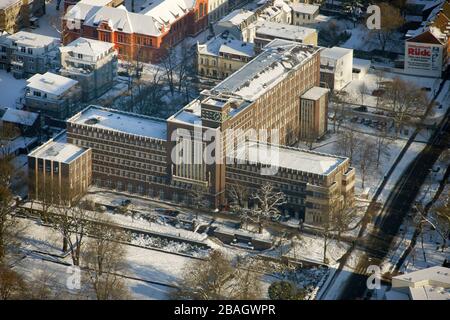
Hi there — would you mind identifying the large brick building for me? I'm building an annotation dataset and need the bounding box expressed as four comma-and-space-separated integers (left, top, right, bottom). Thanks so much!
62, 0, 208, 62
0, 0, 45, 34
61, 40, 355, 225
28, 131, 92, 205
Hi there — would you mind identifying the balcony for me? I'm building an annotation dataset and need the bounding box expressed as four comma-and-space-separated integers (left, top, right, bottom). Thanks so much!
11, 60, 24, 67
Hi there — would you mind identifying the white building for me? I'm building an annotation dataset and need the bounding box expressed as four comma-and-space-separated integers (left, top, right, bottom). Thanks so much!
214, 0, 295, 43
59, 37, 118, 102
386, 266, 450, 300
25, 72, 83, 121
404, 27, 448, 78
214, 9, 257, 42
320, 46, 353, 90
208, 0, 229, 23
290, 3, 319, 25
254, 20, 318, 50
257, 0, 292, 25
197, 32, 255, 79
0, 31, 60, 78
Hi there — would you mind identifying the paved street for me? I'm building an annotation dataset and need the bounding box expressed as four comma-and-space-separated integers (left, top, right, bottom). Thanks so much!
339, 93, 450, 299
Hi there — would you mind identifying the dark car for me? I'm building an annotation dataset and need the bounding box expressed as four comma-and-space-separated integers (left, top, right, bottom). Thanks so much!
121, 199, 131, 206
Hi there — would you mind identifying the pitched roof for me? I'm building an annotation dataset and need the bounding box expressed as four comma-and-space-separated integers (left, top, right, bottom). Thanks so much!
1, 108, 38, 126
407, 29, 446, 44
139, 0, 196, 25
64, 3, 163, 37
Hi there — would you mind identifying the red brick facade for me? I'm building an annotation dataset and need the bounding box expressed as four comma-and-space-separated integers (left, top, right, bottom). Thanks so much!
62, 0, 208, 63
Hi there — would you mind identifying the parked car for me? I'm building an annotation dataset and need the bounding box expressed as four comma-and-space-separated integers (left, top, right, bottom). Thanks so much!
121, 199, 131, 206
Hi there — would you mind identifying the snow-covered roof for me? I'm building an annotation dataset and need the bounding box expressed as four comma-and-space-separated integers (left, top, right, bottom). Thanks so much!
139, 0, 196, 26
79, 0, 115, 5
29, 139, 88, 164
26, 72, 78, 96
7, 31, 59, 48
198, 33, 255, 57
169, 99, 202, 126
1, 108, 38, 126
353, 58, 371, 70
60, 37, 115, 60
255, 21, 316, 41
0, 0, 20, 9
392, 266, 450, 300
213, 39, 319, 101
301, 87, 329, 101
230, 141, 346, 175
289, 3, 319, 15
393, 266, 450, 286
68, 105, 167, 140
64, 3, 163, 37
320, 46, 353, 60
218, 9, 254, 26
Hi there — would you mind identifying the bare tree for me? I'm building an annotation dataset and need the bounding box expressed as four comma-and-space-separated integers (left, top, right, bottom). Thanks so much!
83, 221, 130, 300
356, 137, 377, 189
335, 126, 358, 163
330, 91, 347, 133
375, 127, 392, 168
189, 186, 210, 211
381, 77, 429, 134
0, 151, 21, 264
370, 3, 405, 51
358, 81, 368, 106
162, 46, 177, 96
374, 69, 385, 108
434, 192, 450, 251
133, 68, 165, 116
53, 199, 91, 266
171, 250, 262, 300
0, 264, 26, 300
249, 183, 286, 233
228, 184, 250, 228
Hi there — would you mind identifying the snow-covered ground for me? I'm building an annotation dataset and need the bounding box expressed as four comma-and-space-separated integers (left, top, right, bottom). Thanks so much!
341, 24, 404, 54
30, 0, 61, 38
0, 70, 26, 109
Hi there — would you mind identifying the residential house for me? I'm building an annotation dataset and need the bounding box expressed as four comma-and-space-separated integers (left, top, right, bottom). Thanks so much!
24, 72, 83, 123
60, 37, 118, 102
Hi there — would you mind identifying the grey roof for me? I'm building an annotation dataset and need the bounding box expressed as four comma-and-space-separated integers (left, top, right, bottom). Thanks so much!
68, 105, 167, 140
212, 39, 319, 101
1, 108, 38, 126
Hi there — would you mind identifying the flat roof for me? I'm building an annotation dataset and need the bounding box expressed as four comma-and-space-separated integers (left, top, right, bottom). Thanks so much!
320, 46, 353, 60
289, 3, 319, 15
409, 285, 450, 300
168, 99, 202, 126
218, 9, 254, 26
212, 39, 319, 101
255, 21, 316, 41
393, 266, 450, 286
26, 72, 78, 96
68, 105, 167, 140
7, 31, 59, 48
230, 141, 346, 175
29, 133, 88, 163
198, 33, 255, 57
301, 86, 329, 100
